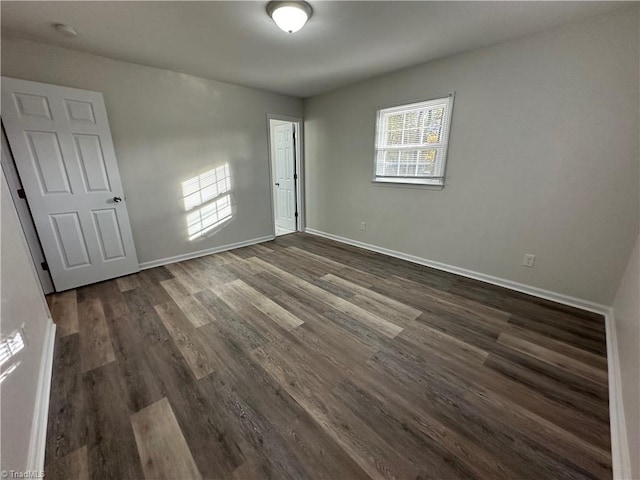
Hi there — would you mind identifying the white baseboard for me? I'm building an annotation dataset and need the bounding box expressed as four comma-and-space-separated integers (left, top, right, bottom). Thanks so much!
605, 309, 632, 480
305, 227, 630, 478
26, 319, 56, 473
138, 235, 275, 270
305, 228, 609, 314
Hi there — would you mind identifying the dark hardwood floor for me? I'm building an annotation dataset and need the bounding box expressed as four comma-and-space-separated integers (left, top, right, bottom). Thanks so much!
44, 232, 612, 480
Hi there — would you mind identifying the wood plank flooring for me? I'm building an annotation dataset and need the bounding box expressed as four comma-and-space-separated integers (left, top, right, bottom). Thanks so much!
44, 233, 612, 480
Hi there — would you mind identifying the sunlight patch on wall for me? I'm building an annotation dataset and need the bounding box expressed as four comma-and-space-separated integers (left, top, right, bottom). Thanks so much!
182, 164, 231, 211
0, 329, 25, 384
0, 329, 25, 368
186, 194, 232, 240
0, 362, 21, 385
182, 164, 233, 241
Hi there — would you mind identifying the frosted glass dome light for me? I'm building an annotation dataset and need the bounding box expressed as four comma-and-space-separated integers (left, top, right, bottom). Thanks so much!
267, 1, 313, 33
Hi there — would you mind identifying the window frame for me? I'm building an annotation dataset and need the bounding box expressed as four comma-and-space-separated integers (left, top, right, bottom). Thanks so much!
372, 93, 455, 188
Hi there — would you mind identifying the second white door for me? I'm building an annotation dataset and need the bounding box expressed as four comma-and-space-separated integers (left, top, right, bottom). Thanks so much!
273, 123, 296, 232
1, 77, 139, 291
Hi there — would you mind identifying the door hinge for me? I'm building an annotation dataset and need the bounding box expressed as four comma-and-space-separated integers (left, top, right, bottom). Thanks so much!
295, 212, 299, 218
17, 188, 26, 199
41, 261, 49, 271
294, 173, 298, 180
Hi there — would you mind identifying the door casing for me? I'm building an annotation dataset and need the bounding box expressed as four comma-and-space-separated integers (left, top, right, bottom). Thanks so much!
267, 114, 304, 236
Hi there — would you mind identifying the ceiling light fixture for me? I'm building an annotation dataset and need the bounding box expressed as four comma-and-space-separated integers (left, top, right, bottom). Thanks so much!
267, 1, 312, 34
54, 23, 78, 37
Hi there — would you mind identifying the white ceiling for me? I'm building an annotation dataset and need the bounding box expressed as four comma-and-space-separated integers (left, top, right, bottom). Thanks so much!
1, 1, 627, 98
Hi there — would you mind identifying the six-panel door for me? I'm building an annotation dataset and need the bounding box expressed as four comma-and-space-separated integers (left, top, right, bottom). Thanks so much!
1, 77, 139, 291
274, 123, 296, 232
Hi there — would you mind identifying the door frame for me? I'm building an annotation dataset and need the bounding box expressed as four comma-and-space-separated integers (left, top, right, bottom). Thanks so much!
1, 123, 55, 294
267, 114, 304, 235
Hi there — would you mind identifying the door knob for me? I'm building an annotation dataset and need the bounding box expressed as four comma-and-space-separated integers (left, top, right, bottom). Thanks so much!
275, 182, 280, 186
113, 196, 122, 203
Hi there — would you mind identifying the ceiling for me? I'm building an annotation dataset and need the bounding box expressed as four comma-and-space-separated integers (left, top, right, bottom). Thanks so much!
1, 1, 627, 98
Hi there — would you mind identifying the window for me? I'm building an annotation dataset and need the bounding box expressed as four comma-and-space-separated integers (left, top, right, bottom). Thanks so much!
374, 95, 454, 186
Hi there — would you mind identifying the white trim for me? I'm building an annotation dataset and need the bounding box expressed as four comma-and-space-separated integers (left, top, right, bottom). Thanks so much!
605, 309, 632, 480
26, 319, 56, 473
305, 228, 609, 314
304, 228, 632, 477
373, 93, 454, 188
267, 113, 305, 234
138, 235, 275, 270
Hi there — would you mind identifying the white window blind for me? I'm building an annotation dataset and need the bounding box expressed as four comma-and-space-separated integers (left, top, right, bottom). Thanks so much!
374, 95, 454, 186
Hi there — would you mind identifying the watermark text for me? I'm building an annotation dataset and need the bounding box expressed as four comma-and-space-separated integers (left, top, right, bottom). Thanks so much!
1, 471, 45, 479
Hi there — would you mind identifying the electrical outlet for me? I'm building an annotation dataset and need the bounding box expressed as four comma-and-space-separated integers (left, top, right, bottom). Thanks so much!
360, 222, 366, 231
522, 254, 536, 267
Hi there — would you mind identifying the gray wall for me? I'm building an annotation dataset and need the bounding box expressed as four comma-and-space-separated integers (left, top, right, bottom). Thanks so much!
303, 6, 639, 305
613, 236, 640, 479
1, 37, 303, 265
1, 169, 53, 471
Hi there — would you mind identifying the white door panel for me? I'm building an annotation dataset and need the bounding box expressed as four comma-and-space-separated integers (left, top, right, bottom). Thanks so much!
26, 131, 72, 194
75, 134, 111, 192
92, 208, 126, 260
50, 212, 91, 268
274, 123, 296, 232
65, 99, 97, 123
14, 92, 52, 119
1, 129, 55, 294
2, 77, 139, 291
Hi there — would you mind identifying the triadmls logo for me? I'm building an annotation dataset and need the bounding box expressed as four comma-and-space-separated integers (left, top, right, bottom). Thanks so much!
1, 471, 45, 479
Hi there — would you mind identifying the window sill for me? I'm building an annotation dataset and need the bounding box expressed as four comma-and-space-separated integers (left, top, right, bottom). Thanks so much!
372, 179, 444, 190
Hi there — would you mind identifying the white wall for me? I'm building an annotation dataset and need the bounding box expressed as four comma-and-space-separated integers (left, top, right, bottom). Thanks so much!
612, 236, 640, 479
1, 37, 303, 265
0, 169, 54, 471
611, 23, 640, 468
303, 6, 639, 305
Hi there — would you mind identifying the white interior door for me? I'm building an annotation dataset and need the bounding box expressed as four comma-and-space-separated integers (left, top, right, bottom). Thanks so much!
1, 128, 55, 294
1, 77, 139, 291
274, 123, 296, 232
